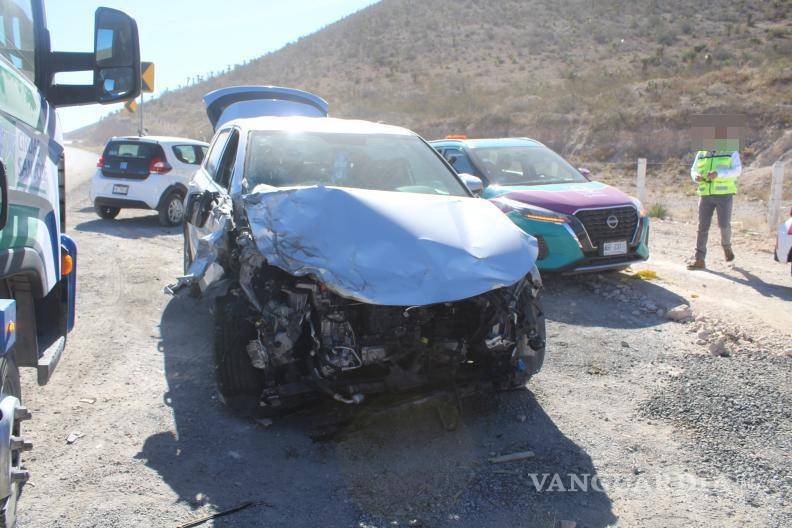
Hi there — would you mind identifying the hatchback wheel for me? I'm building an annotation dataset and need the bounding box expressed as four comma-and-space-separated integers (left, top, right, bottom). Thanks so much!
158, 191, 185, 226
95, 205, 120, 220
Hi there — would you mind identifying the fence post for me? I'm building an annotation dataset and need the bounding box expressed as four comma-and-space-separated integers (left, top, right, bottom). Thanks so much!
636, 158, 647, 204
767, 161, 785, 229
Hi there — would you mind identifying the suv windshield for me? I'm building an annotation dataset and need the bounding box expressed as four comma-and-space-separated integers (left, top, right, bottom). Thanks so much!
470, 146, 587, 186
244, 131, 469, 197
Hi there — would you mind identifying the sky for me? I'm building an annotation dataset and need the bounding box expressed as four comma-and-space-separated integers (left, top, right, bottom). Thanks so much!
48, 0, 379, 132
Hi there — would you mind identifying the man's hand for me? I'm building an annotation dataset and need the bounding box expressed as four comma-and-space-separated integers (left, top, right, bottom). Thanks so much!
694, 173, 703, 182
707, 171, 718, 179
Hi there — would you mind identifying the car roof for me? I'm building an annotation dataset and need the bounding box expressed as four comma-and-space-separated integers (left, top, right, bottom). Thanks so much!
429, 137, 545, 149
110, 136, 209, 146
226, 116, 416, 137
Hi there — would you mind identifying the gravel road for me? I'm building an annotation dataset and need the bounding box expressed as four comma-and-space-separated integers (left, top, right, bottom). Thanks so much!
15, 149, 791, 527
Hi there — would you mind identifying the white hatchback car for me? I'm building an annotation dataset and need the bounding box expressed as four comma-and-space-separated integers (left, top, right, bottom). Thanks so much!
90, 136, 209, 225
775, 207, 792, 276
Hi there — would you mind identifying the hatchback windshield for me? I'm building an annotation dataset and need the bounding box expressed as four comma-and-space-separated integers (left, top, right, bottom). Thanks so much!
470, 146, 588, 186
244, 131, 469, 197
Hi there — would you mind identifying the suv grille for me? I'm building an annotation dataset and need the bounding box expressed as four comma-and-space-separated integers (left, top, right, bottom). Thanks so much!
574, 207, 638, 247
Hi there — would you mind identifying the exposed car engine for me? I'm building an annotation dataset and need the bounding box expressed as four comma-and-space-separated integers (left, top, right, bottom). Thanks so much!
213, 225, 546, 416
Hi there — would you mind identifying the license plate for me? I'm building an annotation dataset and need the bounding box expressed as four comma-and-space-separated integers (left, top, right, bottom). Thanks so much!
112, 184, 129, 196
603, 240, 627, 256
120, 161, 128, 169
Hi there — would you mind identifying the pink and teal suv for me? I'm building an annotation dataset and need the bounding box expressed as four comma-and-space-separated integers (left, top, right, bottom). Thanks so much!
430, 138, 650, 273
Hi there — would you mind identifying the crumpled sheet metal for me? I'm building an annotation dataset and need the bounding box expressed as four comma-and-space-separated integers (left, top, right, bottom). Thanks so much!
244, 186, 539, 306
171, 198, 233, 293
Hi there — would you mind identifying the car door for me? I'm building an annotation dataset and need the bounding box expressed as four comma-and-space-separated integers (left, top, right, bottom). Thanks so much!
183, 128, 234, 274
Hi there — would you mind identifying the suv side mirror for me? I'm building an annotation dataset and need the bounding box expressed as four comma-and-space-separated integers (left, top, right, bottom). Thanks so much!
45, 8, 141, 107
578, 167, 592, 179
185, 190, 218, 228
458, 173, 484, 195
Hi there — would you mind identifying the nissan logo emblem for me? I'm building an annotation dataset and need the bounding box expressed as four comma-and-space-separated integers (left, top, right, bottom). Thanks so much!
606, 215, 619, 229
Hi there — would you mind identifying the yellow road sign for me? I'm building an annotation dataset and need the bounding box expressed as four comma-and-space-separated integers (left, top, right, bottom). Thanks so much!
142, 62, 155, 93
124, 99, 138, 114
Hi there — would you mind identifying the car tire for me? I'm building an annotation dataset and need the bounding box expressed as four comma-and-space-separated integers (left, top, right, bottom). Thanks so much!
95, 205, 120, 220
212, 295, 263, 414
0, 356, 22, 528
158, 191, 185, 227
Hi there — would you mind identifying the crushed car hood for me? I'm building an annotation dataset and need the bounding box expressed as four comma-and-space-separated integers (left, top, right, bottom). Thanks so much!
243, 186, 538, 306
487, 181, 633, 216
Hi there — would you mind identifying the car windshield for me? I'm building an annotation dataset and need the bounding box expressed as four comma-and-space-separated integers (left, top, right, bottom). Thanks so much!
244, 131, 469, 197
469, 146, 587, 186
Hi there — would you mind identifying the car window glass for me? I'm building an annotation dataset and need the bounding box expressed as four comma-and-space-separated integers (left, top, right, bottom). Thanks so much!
444, 148, 475, 175
0, 0, 36, 81
172, 145, 199, 164
105, 141, 156, 159
470, 146, 586, 186
198, 146, 208, 163
245, 132, 468, 197
205, 130, 231, 178
215, 131, 239, 189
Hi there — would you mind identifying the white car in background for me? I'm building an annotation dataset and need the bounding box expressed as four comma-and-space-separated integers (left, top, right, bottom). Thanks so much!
90, 136, 209, 226
775, 207, 792, 276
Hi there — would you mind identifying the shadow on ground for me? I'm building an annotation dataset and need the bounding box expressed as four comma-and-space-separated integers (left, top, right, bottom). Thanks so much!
139, 294, 617, 527
705, 266, 792, 301
74, 214, 180, 239
542, 273, 687, 329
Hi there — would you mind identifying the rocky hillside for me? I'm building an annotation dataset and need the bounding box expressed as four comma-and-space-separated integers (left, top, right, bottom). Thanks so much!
70, 0, 791, 166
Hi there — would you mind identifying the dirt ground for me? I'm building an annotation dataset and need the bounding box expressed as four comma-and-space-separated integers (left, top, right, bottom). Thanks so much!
16, 149, 791, 527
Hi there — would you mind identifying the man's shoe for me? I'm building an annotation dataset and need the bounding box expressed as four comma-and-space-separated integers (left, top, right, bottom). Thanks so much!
687, 258, 706, 270
724, 247, 735, 262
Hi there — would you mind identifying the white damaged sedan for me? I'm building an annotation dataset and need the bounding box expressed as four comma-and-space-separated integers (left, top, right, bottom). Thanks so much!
172, 86, 545, 414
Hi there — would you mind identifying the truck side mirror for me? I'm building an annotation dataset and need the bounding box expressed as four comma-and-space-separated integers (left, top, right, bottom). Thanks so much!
94, 8, 141, 103
45, 7, 141, 107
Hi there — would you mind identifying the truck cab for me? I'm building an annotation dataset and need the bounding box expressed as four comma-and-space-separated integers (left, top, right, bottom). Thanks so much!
0, 1, 141, 524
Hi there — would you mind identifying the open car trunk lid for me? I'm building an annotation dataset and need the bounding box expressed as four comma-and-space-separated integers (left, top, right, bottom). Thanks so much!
203, 86, 329, 131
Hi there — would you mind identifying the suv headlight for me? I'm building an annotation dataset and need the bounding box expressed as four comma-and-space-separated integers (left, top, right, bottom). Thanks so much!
629, 196, 647, 217
492, 197, 568, 224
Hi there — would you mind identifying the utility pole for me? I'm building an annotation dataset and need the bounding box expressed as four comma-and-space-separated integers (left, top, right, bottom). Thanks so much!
139, 92, 144, 136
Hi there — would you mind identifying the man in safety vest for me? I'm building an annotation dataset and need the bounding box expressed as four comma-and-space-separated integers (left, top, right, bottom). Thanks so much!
687, 143, 742, 269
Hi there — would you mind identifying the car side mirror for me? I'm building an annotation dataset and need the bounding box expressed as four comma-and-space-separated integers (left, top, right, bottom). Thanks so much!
458, 173, 484, 195
578, 167, 592, 179
185, 190, 218, 228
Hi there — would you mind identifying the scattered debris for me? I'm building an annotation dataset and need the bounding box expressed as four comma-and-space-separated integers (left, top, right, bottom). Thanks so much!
488, 450, 535, 464
516, 414, 527, 423
254, 418, 273, 428
175, 501, 270, 528
665, 305, 693, 322
79, 398, 96, 404
709, 338, 730, 357
621, 341, 630, 348
586, 365, 606, 376
66, 432, 83, 444
631, 269, 658, 280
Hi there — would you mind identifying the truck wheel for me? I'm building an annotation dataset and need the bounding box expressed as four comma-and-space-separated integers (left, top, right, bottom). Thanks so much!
95, 205, 120, 219
158, 191, 185, 227
213, 295, 263, 414
0, 356, 26, 528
